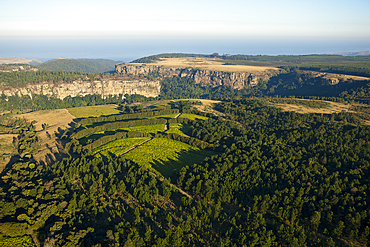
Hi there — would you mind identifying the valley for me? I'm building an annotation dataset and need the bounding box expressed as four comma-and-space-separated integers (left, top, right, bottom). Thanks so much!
0, 53, 370, 246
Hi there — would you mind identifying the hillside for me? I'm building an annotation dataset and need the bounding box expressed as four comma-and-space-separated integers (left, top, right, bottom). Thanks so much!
2, 54, 370, 114
131, 53, 370, 67
0, 57, 43, 66
37, 58, 121, 73
2, 53, 370, 246
1, 99, 370, 246
333, 51, 370, 56
117, 54, 370, 101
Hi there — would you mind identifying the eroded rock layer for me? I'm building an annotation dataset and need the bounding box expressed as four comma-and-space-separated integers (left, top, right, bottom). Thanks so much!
1, 80, 161, 99
116, 64, 276, 89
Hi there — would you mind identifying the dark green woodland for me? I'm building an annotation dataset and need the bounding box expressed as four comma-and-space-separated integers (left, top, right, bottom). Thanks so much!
1, 54, 370, 246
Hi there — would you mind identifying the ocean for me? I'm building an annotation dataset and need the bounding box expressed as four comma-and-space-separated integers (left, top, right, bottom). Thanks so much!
0, 36, 369, 62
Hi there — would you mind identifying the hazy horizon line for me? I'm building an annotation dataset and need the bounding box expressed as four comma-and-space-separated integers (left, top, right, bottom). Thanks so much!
1, 36, 369, 62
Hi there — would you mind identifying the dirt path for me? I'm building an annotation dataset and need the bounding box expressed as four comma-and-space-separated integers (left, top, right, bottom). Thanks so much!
118, 137, 154, 156
118, 111, 182, 156
115, 110, 193, 199
174, 112, 182, 118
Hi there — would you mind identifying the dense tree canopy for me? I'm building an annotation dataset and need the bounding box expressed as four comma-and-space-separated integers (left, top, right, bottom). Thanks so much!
1, 55, 370, 246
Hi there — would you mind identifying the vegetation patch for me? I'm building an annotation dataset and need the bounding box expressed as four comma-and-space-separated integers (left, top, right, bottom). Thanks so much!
167, 123, 190, 136
266, 98, 354, 115
68, 105, 121, 118
0, 235, 35, 247
16, 109, 75, 164
145, 113, 179, 119
122, 138, 216, 177
0, 134, 17, 172
84, 123, 164, 142
119, 124, 165, 134
93, 137, 148, 157
130, 57, 279, 73
264, 97, 330, 108
180, 113, 208, 121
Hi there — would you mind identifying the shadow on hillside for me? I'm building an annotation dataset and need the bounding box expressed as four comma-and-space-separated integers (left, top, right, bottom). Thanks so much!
0, 123, 75, 177
150, 148, 218, 179
179, 123, 192, 135
80, 129, 129, 145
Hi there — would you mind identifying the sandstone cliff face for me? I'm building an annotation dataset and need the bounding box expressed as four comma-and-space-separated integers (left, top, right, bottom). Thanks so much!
116, 64, 275, 89
1, 79, 160, 99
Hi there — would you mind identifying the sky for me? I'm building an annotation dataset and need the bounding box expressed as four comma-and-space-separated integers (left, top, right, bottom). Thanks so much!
0, 0, 369, 60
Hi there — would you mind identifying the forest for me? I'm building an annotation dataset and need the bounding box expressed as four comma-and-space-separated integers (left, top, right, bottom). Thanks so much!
1, 54, 370, 246
1, 98, 370, 246
37, 59, 120, 74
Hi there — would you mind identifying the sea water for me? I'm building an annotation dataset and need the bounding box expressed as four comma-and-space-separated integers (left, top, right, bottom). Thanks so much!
0, 36, 369, 62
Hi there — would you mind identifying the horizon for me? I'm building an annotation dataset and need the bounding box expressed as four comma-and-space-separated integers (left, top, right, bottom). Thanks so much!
1, 0, 369, 61
1, 36, 369, 62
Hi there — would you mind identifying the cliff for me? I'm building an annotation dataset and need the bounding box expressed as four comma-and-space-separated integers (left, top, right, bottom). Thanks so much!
1, 79, 160, 99
116, 64, 276, 89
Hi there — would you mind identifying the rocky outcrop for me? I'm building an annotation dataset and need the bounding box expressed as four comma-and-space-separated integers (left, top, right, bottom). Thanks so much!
116, 64, 275, 89
1, 79, 160, 99
0, 65, 39, 72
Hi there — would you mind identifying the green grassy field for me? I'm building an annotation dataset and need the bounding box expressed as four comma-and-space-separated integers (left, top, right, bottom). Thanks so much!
122, 138, 216, 177
167, 123, 190, 136
81, 124, 165, 144
120, 124, 165, 134
145, 114, 179, 119
145, 101, 177, 110
180, 113, 208, 120
68, 105, 121, 118
93, 137, 148, 157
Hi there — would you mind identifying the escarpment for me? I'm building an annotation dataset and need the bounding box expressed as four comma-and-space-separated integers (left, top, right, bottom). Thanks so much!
1, 79, 161, 99
116, 64, 277, 89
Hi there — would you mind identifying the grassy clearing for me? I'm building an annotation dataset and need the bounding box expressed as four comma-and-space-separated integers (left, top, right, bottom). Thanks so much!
174, 99, 225, 117
265, 98, 330, 109
267, 99, 353, 114
68, 105, 121, 118
122, 138, 216, 177
131, 57, 279, 73
16, 109, 75, 165
86, 123, 165, 140
93, 137, 148, 157
128, 99, 177, 109
145, 114, 179, 119
0, 134, 17, 172
145, 101, 177, 110
120, 124, 165, 134
167, 123, 190, 136
17, 109, 75, 132
180, 113, 208, 121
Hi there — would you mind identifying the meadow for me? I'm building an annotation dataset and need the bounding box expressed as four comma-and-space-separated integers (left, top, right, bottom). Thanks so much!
0, 134, 17, 172
167, 123, 190, 136
145, 113, 179, 119
93, 137, 149, 157
180, 113, 208, 121
131, 57, 279, 73
119, 124, 165, 134
68, 105, 121, 118
16, 108, 75, 165
265, 98, 353, 114
121, 138, 216, 177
